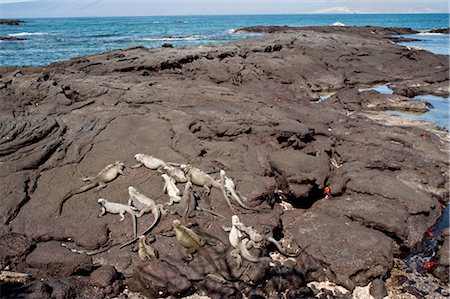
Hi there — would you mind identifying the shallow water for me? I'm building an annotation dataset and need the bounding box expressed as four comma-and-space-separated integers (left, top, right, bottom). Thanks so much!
387, 94, 449, 130
397, 33, 449, 55
359, 84, 449, 130
359, 83, 394, 95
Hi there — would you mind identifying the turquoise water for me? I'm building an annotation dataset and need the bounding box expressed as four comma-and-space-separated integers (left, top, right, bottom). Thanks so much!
398, 33, 450, 55
0, 14, 449, 66
361, 84, 449, 130
388, 94, 450, 130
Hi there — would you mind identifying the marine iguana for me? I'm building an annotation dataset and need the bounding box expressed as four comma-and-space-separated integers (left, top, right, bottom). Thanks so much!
132, 153, 167, 169
161, 173, 181, 205
219, 170, 264, 212
174, 181, 225, 224
223, 215, 270, 267
138, 235, 159, 260
180, 164, 236, 213
231, 215, 300, 257
172, 219, 237, 281
161, 164, 187, 183
119, 186, 166, 249
58, 161, 125, 215
97, 198, 138, 239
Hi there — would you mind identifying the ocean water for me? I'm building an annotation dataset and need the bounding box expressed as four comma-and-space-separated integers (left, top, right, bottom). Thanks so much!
398, 33, 450, 55
0, 14, 449, 66
363, 84, 449, 130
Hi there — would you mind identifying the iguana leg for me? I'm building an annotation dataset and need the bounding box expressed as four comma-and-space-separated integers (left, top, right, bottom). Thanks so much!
222, 225, 232, 232
98, 207, 106, 217
136, 207, 151, 218
131, 163, 143, 169
203, 185, 211, 195
95, 182, 107, 191
183, 250, 195, 262
158, 205, 167, 216
230, 248, 242, 268
119, 211, 125, 222
81, 175, 95, 182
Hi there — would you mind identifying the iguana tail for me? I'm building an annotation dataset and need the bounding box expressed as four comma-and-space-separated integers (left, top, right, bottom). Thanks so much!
214, 179, 236, 214
120, 207, 161, 249
58, 181, 98, 215
266, 236, 301, 257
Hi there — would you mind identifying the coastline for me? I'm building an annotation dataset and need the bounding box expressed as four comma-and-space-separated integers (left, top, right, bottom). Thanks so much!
0, 25, 448, 298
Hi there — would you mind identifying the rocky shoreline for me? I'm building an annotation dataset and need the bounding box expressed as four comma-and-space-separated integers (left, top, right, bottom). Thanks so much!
0, 26, 448, 299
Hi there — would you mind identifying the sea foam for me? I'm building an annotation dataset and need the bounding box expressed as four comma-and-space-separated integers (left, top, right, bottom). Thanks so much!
8, 32, 47, 37
332, 22, 346, 27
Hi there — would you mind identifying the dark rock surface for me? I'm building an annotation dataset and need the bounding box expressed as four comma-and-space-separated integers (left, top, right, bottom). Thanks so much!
433, 228, 450, 283
0, 19, 24, 25
131, 260, 193, 298
0, 36, 27, 41
0, 25, 448, 298
25, 241, 93, 276
429, 28, 449, 34
327, 88, 433, 113
370, 279, 389, 299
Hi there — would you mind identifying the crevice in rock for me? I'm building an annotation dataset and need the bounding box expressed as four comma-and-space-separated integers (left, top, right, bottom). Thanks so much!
344, 215, 409, 253
5, 177, 34, 225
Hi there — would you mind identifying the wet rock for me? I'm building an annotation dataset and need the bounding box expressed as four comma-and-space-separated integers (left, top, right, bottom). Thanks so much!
0, 36, 27, 41
161, 43, 173, 48
25, 241, 93, 276
429, 28, 449, 34
369, 279, 388, 299
328, 89, 432, 113
433, 228, 449, 283
360, 90, 432, 113
132, 260, 192, 298
0, 19, 24, 25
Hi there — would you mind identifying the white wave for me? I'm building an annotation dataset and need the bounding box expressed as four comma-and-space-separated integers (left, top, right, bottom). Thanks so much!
141, 36, 203, 41
227, 28, 236, 34
332, 22, 346, 27
8, 32, 47, 37
417, 32, 445, 36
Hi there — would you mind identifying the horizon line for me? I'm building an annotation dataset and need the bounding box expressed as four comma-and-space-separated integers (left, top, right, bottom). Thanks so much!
5, 12, 450, 19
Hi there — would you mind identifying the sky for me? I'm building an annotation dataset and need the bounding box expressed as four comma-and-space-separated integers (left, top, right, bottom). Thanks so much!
0, 0, 449, 18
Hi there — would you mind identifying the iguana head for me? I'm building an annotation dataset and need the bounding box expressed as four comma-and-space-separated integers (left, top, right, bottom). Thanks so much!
134, 153, 144, 162
179, 164, 190, 173
231, 215, 240, 225
172, 219, 181, 228
114, 161, 125, 169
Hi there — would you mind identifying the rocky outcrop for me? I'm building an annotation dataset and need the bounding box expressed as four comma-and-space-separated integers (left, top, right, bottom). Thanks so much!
0, 26, 448, 298
429, 28, 449, 34
0, 19, 24, 25
0, 36, 26, 41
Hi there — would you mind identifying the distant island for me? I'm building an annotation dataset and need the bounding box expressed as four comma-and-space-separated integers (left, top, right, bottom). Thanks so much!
0, 19, 24, 25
